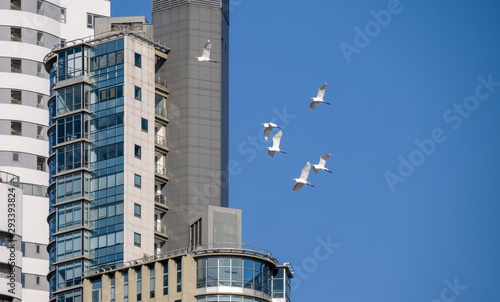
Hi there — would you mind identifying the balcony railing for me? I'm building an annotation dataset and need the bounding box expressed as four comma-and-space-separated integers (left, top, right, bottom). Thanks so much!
37, 134, 44, 140
155, 164, 166, 177
155, 194, 167, 206
154, 222, 168, 235
0, 171, 19, 187
155, 75, 168, 90
155, 106, 167, 119
20, 183, 48, 197
155, 134, 167, 148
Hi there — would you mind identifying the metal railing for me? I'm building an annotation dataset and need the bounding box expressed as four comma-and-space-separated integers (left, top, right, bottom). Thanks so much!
155, 194, 167, 206
37, 134, 44, 140
83, 243, 279, 277
155, 134, 167, 148
155, 164, 167, 177
154, 222, 168, 235
155, 106, 167, 118
155, 75, 168, 90
0, 171, 19, 187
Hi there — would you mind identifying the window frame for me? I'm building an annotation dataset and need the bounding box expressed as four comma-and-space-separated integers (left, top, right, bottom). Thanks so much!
36, 1, 43, 15
134, 174, 141, 188
134, 233, 141, 247
134, 203, 141, 217
10, 27, 21, 42
141, 118, 148, 132
135, 53, 142, 68
135, 86, 142, 101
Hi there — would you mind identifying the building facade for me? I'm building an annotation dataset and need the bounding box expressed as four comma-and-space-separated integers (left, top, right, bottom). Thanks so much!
0, 1, 110, 301
43, 21, 170, 301
81, 245, 292, 302
152, 0, 231, 251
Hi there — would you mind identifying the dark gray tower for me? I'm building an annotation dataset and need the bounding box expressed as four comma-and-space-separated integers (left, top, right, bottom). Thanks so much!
152, 0, 230, 250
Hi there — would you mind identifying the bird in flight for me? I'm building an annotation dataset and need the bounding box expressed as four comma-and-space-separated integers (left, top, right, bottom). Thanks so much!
310, 82, 331, 109
312, 154, 332, 174
195, 40, 218, 63
267, 131, 287, 157
293, 162, 315, 192
261, 122, 281, 141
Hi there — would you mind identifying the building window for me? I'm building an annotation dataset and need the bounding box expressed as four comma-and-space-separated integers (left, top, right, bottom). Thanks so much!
37, 63, 44, 77
134, 174, 141, 188
11, 121, 21, 135
13, 153, 19, 162
134, 203, 141, 217
22, 243, 25, 256
60, 8, 66, 23
21, 274, 25, 288
92, 279, 102, 302
190, 219, 202, 247
11, 59, 21, 73
37, 32, 44, 46
36, 1, 43, 14
110, 275, 115, 302
36, 244, 40, 253
37, 126, 44, 140
176, 258, 182, 292
134, 233, 141, 247
11, 90, 21, 104
134, 144, 141, 158
37, 156, 46, 171
163, 262, 168, 295
36, 276, 40, 285
135, 86, 141, 101
124, 271, 129, 302
141, 118, 148, 132
135, 53, 142, 68
10, 27, 21, 42
136, 268, 142, 301
150, 265, 155, 298
10, 0, 21, 10
37, 94, 44, 108
87, 13, 95, 28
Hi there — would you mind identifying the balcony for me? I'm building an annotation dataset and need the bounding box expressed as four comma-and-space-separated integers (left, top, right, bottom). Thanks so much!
155, 194, 169, 211
0, 171, 19, 187
155, 164, 168, 182
154, 222, 168, 240
155, 134, 169, 152
155, 75, 168, 92
155, 106, 168, 120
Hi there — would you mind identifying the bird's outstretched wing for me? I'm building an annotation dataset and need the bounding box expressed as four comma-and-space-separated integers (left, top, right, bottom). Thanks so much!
268, 150, 275, 157
264, 126, 272, 141
293, 182, 304, 192
318, 154, 331, 167
300, 162, 311, 180
272, 131, 283, 149
317, 82, 328, 99
312, 166, 319, 174
310, 101, 319, 110
202, 40, 212, 58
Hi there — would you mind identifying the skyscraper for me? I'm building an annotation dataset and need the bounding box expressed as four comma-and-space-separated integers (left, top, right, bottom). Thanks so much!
152, 0, 230, 251
0, 1, 110, 301
40, 0, 294, 301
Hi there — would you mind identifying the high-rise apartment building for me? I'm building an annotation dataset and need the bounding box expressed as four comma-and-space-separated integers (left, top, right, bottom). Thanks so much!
0, 1, 110, 301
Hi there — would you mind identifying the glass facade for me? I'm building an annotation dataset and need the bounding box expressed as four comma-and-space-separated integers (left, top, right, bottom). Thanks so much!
196, 296, 267, 302
196, 257, 272, 295
48, 38, 126, 299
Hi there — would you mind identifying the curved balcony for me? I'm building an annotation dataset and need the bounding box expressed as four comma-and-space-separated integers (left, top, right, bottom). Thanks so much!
0, 171, 19, 187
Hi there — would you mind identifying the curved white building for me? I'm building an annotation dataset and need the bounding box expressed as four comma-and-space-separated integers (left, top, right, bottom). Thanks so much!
0, 1, 109, 301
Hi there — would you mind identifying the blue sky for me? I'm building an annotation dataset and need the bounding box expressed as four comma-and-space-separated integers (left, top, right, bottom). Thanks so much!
114, 1, 500, 301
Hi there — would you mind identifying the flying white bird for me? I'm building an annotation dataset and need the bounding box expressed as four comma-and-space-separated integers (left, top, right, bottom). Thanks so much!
312, 154, 332, 174
310, 82, 331, 109
267, 131, 287, 157
261, 122, 281, 141
195, 40, 218, 63
293, 162, 315, 192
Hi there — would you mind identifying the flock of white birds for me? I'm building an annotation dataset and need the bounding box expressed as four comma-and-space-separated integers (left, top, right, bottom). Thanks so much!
196, 39, 331, 192
262, 84, 333, 192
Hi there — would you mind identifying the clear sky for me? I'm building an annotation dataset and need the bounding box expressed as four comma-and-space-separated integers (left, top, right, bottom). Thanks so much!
113, 1, 500, 301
